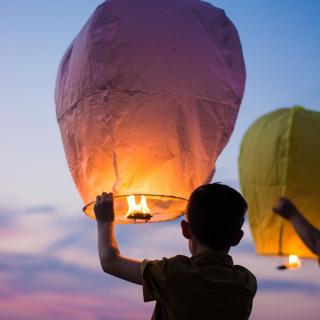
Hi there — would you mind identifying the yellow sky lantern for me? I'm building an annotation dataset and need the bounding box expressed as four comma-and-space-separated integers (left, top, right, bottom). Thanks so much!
55, 0, 245, 223
239, 106, 320, 261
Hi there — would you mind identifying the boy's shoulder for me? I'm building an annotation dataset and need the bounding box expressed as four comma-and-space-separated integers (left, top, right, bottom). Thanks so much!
233, 263, 257, 280
141, 254, 188, 278
143, 251, 256, 285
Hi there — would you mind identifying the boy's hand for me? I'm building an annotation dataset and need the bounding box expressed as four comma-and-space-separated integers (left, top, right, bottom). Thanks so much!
273, 197, 299, 220
94, 192, 115, 223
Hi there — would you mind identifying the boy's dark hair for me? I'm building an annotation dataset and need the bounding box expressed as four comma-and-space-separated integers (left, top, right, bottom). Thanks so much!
187, 183, 247, 250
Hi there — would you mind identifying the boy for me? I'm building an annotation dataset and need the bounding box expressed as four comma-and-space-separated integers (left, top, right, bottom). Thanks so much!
94, 183, 256, 319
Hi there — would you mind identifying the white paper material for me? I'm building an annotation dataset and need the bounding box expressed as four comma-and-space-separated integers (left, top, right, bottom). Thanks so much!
55, 0, 245, 221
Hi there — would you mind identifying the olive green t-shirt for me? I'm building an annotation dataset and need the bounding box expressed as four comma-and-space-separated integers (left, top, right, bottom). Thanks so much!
141, 251, 257, 320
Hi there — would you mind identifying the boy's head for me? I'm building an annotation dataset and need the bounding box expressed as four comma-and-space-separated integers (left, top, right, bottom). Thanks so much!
181, 183, 247, 252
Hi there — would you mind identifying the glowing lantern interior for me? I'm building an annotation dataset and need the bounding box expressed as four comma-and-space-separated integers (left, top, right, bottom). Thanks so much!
286, 254, 301, 269
83, 194, 188, 224
126, 195, 152, 221
278, 254, 302, 270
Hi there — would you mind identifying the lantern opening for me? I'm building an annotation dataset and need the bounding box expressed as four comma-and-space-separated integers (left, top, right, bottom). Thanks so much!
82, 194, 188, 224
125, 195, 153, 222
277, 254, 301, 270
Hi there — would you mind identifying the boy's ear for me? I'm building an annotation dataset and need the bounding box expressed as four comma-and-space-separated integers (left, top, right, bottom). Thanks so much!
181, 220, 191, 239
230, 229, 244, 247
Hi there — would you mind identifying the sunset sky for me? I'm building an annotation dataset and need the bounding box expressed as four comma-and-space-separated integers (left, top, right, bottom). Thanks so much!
1, 0, 320, 319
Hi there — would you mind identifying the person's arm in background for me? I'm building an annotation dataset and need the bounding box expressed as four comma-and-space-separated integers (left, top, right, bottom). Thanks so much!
95, 192, 142, 284
273, 197, 320, 256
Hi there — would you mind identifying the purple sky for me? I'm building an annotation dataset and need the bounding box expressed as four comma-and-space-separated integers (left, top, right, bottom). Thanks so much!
1, 0, 320, 319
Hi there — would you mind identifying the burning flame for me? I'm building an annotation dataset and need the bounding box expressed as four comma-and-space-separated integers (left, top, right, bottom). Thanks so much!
125, 195, 151, 218
286, 254, 301, 270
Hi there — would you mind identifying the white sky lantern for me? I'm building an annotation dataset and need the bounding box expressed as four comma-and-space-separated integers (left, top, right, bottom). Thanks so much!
55, 0, 245, 223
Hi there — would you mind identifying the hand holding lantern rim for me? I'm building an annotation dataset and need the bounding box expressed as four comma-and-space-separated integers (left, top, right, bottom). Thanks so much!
94, 191, 143, 285
273, 197, 320, 259
94, 192, 115, 223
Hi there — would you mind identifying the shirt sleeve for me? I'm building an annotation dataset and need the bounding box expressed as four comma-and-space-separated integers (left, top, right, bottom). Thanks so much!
140, 258, 171, 302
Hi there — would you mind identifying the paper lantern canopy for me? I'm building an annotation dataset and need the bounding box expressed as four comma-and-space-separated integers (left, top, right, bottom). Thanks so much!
239, 107, 320, 258
55, 0, 245, 223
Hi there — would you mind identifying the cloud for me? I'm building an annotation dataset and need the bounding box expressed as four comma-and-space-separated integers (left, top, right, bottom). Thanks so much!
0, 203, 92, 257
0, 207, 15, 226
0, 253, 114, 294
252, 291, 320, 320
0, 252, 153, 320
25, 205, 58, 214
1, 201, 320, 319
258, 278, 320, 294
0, 291, 150, 320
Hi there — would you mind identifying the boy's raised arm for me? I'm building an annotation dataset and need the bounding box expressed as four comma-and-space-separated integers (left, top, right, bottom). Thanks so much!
95, 192, 142, 285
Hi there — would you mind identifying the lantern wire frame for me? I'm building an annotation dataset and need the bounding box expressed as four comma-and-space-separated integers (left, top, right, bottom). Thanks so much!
83, 194, 188, 224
